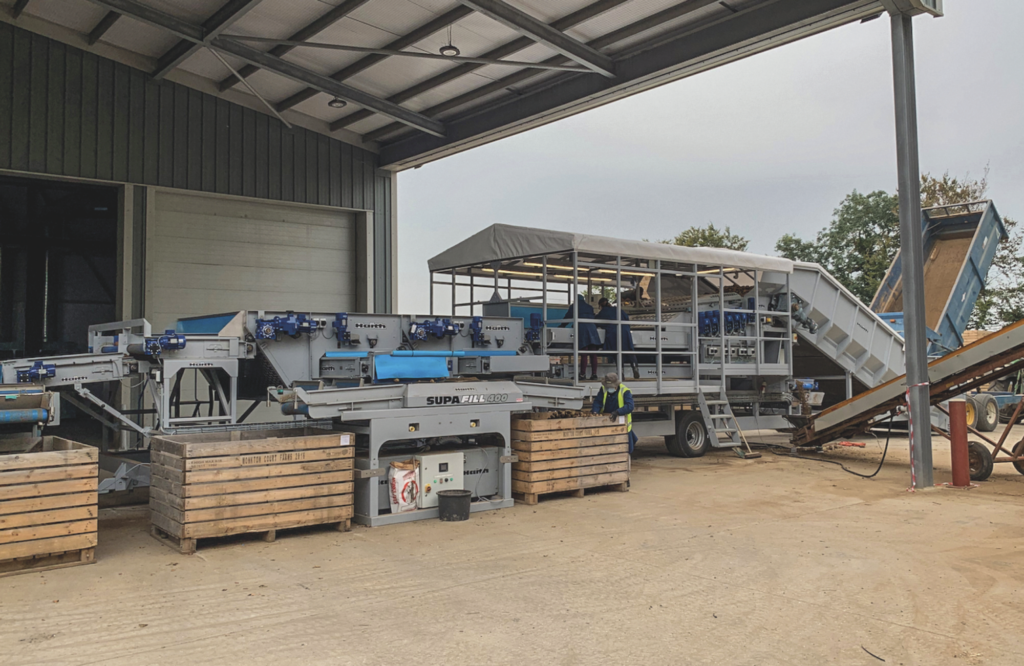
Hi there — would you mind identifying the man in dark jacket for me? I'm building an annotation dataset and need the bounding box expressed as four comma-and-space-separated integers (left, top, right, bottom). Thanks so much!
561, 294, 602, 380
592, 372, 638, 454
596, 298, 640, 380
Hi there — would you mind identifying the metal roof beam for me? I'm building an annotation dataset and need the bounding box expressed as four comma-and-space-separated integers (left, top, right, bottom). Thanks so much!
11, 0, 31, 19
275, 6, 474, 113
82, 0, 204, 43
81, 0, 444, 137
226, 37, 594, 71
358, 0, 718, 141
210, 38, 446, 137
459, 0, 616, 77
152, 0, 265, 80
216, 0, 370, 92
87, 11, 121, 46
379, 0, 879, 166
330, 0, 629, 134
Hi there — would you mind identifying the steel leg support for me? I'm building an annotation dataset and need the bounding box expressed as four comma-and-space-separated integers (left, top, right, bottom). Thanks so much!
890, 11, 932, 487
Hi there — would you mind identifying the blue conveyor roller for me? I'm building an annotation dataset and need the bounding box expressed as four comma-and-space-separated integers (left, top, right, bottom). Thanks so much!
0, 409, 48, 424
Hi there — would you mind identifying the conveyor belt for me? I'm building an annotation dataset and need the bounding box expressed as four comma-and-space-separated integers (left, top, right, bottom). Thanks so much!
791, 318, 1024, 447
765, 263, 908, 389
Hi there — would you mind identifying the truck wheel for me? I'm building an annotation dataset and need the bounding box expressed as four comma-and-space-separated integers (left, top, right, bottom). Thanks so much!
1012, 441, 1024, 476
667, 411, 710, 458
968, 441, 994, 481
964, 397, 981, 430
977, 395, 999, 432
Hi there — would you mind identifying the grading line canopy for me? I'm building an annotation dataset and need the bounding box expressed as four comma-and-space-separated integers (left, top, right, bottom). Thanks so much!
428, 224, 795, 274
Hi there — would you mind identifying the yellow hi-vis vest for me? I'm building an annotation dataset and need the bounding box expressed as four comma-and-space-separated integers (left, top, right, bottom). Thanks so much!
598, 384, 632, 432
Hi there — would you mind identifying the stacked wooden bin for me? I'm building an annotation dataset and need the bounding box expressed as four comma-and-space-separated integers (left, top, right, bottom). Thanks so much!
511, 413, 630, 505
149, 427, 354, 554
0, 437, 98, 577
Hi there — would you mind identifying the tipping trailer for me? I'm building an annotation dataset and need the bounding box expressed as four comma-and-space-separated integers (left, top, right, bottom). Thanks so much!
870, 200, 1016, 432
872, 201, 1007, 354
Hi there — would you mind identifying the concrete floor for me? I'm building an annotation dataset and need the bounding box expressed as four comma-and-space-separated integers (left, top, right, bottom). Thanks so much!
3, 430, 1024, 666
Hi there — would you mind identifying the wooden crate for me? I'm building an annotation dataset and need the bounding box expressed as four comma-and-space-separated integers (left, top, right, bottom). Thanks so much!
148, 427, 355, 554
511, 413, 630, 505
0, 437, 98, 577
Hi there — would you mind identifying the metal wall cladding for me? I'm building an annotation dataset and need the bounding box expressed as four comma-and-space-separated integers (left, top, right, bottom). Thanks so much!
0, 22, 394, 312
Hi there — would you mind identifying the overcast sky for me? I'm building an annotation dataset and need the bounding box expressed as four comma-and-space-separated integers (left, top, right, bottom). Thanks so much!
396, 0, 1023, 313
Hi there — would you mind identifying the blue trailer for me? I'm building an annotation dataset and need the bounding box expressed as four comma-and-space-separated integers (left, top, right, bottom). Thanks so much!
872, 200, 1007, 354
871, 200, 1021, 431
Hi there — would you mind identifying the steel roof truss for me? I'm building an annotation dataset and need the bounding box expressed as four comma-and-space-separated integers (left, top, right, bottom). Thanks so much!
459, 0, 616, 77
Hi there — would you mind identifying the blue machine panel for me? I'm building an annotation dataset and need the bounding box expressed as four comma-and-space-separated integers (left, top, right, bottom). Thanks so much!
324, 351, 369, 359
374, 355, 450, 380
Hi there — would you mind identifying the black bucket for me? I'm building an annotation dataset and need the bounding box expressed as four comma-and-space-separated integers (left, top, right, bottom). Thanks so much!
438, 489, 472, 522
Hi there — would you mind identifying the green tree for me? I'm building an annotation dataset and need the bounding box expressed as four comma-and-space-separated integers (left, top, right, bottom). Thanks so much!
775, 190, 900, 304
662, 222, 749, 251
776, 170, 1023, 329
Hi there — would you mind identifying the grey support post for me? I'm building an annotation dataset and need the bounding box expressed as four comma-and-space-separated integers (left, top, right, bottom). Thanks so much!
889, 10, 932, 488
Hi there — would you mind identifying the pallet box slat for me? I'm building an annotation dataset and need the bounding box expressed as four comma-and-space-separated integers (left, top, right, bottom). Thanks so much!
0, 491, 98, 517
0, 505, 98, 531
149, 427, 355, 554
512, 462, 629, 482
511, 414, 630, 505
0, 518, 98, 545
152, 493, 354, 525
0, 437, 98, 577
149, 481, 354, 512
0, 477, 98, 502
151, 468, 355, 498
514, 443, 628, 462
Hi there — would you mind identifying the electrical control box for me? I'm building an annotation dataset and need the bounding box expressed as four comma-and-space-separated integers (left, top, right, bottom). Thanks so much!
415, 451, 464, 509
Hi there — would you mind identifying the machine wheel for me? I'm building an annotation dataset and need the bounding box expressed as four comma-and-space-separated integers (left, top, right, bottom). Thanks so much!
977, 395, 999, 432
968, 441, 994, 482
964, 397, 981, 430
666, 411, 710, 458
1012, 440, 1024, 476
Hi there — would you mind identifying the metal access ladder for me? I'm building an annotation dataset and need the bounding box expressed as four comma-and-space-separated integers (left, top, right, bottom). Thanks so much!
698, 391, 740, 448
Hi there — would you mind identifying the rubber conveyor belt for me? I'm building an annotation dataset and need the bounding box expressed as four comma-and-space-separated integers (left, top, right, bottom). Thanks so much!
791, 318, 1024, 447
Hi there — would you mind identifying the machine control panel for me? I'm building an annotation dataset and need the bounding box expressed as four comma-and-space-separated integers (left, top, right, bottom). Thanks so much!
415, 451, 465, 509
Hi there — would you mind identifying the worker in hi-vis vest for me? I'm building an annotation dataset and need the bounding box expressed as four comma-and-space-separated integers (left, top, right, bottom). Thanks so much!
591, 372, 638, 454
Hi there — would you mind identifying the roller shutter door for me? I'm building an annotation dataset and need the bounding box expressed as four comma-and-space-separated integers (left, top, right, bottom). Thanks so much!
145, 190, 356, 330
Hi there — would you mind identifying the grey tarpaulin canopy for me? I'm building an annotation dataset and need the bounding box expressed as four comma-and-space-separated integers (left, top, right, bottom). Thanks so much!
428, 224, 794, 274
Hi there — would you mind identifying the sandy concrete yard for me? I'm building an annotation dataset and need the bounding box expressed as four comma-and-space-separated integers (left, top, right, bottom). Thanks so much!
2, 430, 1024, 666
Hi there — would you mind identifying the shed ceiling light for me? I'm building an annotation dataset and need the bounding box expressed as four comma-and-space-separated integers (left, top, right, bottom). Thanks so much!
328, 97, 347, 109
440, 25, 460, 57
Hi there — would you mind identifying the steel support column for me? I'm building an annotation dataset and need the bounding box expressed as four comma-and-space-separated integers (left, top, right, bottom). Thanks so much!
890, 12, 932, 487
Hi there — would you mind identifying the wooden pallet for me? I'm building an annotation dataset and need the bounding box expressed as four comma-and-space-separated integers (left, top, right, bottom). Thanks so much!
149, 427, 355, 555
0, 437, 98, 577
511, 413, 630, 505
150, 519, 351, 555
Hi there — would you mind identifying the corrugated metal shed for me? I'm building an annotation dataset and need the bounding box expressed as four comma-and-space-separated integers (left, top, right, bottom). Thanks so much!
0, 21, 395, 310
0, 0, 906, 168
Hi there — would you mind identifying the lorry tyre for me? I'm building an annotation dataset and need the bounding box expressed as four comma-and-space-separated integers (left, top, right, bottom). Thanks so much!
668, 411, 710, 458
977, 395, 999, 432
964, 397, 981, 430
968, 441, 994, 482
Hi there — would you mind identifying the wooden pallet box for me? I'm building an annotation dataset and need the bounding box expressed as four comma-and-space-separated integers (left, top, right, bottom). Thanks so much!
0, 437, 98, 577
149, 427, 355, 554
511, 413, 630, 505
